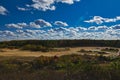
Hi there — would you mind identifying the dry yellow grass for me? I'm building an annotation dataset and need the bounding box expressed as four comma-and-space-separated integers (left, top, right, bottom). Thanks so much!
0, 47, 119, 57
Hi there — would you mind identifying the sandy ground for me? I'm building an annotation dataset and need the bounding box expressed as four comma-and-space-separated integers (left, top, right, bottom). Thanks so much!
0, 47, 119, 57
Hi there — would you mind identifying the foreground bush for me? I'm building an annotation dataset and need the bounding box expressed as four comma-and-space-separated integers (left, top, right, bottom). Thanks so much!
0, 55, 120, 80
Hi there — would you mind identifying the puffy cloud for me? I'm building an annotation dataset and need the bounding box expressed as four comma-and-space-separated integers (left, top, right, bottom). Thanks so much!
84, 16, 120, 24
57, 0, 80, 4
54, 27, 71, 32
0, 30, 16, 41
28, 0, 56, 11
15, 29, 46, 40
16, 30, 34, 38
5, 23, 28, 29
17, 7, 29, 11
5, 19, 52, 29
110, 24, 120, 29
104, 18, 116, 23
26, 0, 80, 11
88, 26, 109, 31
85, 16, 104, 24
88, 26, 97, 30
116, 16, 120, 21
0, 30, 16, 37
76, 27, 87, 31
29, 22, 41, 28
69, 27, 79, 32
1, 26, 120, 40
30, 19, 52, 28
54, 21, 68, 27
24, 29, 37, 35
0, 6, 8, 15
34, 19, 52, 27
5, 19, 68, 29
46, 27, 120, 40
3, 19, 120, 40
97, 26, 109, 30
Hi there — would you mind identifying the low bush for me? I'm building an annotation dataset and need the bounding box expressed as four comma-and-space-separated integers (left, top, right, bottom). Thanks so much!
101, 48, 119, 52
21, 44, 51, 52
0, 54, 119, 80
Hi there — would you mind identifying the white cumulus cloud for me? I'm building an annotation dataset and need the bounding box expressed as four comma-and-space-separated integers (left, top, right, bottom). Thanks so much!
2, 25, 120, 40
26, 0, 80, 11
5, 19, 52, 29
54, 21, 68, 27
57, 0, 80, 4
84, 16, 120, 24
17, 7, 29, 11
34, 19, 52, 27
6, 23, 28, 29
0, 6, 8, 15
110, 24, 120, 29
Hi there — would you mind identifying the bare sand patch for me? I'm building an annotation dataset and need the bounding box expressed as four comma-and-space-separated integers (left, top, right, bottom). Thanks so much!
0, 47, 119, 57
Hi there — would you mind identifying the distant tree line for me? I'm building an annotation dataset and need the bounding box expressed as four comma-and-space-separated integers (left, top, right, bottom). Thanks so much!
0, 40, 120, 48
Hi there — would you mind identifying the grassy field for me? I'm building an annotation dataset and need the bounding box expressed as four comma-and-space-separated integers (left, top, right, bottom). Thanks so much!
0, 47, 119, 58
0, 54, 119, 80
0, 40, 120, 80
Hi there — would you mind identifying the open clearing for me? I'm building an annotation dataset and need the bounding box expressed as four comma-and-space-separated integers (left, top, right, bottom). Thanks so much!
0, 47, 119, 57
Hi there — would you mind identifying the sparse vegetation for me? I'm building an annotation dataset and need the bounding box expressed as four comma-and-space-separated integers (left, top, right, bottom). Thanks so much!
79, 49, 86, 52
97, 51, 109, 54
0, 40, 120, 80
0, 55, 119, 80
101, 48, 119, 52
78, 49, 92, 53
0, 49, 5, 52
21, 44, 51, 52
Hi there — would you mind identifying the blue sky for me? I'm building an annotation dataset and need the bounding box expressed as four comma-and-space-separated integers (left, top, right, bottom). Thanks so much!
0, 0, 120, 40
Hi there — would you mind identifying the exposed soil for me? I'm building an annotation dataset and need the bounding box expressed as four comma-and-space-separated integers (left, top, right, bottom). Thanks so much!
0, 47, 119, 57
